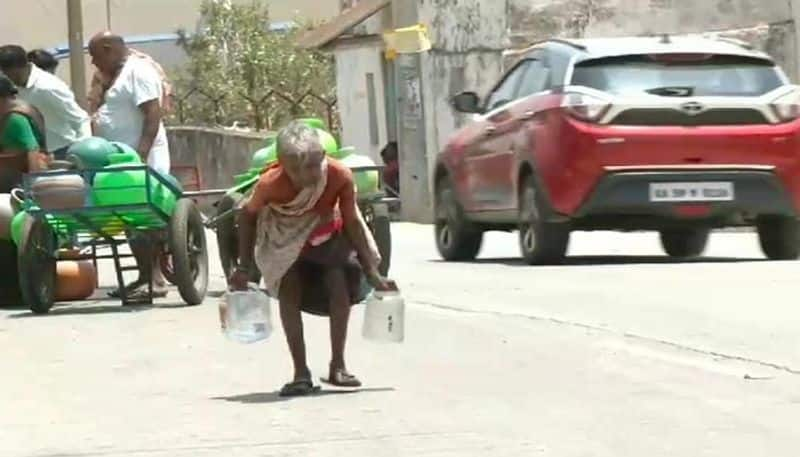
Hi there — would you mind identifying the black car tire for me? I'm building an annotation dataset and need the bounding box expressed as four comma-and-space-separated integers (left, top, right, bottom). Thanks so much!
518, 176, 569, 265
434, 177, 483, 261
659, 229, 710, 258
757, 216, 800, 260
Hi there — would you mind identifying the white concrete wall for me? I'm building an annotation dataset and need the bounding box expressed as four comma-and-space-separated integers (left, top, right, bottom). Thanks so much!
412, 0, 509, 221
334, 42, 390, 163
510, 0, 793, 44
510, 0, 799, 80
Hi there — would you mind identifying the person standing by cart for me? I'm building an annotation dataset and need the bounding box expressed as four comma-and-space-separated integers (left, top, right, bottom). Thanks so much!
0, 45, 91, 160
88, 31, 171, 300
0, 73, 50, 303
0, 74, 50, 189
230, 121, 396, 397
88, 48, 174, 120
26, 49, 59, 75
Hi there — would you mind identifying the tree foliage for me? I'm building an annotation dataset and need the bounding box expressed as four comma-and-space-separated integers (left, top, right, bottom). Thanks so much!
172, 0, 336, 131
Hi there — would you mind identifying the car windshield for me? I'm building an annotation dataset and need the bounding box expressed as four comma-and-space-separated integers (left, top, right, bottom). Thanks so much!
570, 54, 784, 97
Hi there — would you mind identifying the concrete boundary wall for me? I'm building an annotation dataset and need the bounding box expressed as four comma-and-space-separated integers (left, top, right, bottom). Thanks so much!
167, 126, 268, 213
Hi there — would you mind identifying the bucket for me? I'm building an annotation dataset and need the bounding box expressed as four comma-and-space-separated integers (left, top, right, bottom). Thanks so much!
362, 290, 405, 343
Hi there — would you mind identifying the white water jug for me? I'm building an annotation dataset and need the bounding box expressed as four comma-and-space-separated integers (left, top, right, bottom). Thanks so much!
362, 291, 405, 343
220, 285, 273, 344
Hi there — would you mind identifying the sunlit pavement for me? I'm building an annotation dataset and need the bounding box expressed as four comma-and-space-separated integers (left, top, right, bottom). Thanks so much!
1, 224, 799, 456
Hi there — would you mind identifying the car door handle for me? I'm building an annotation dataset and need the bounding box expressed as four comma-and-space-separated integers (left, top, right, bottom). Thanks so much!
485, 125, 497, 136
520, 110, 537, 120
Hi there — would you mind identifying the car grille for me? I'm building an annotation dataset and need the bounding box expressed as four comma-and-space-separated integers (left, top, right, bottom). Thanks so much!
609, 108, 769, 126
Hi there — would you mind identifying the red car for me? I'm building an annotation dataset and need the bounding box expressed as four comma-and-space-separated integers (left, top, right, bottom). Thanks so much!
435, 36, 800, 264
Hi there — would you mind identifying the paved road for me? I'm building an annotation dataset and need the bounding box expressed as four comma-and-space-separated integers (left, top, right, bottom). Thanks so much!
1, 224, 799, 456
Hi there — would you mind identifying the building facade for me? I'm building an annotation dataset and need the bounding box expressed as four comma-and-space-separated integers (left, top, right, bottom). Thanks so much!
304, 0, 800, 223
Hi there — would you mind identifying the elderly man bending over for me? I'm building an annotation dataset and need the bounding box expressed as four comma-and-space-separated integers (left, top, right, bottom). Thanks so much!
231, 121, 396, 397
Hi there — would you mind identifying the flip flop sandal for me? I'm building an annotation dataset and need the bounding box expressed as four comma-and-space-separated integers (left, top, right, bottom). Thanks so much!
124, 287, 169, 301
279, 379, 321, 397
107, 280, 147, 298
321, 369, 362, 388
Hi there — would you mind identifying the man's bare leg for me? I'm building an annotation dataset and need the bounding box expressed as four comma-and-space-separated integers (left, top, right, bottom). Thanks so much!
325, 268, 360, 386
278, 267, 310, 381
129, 234, 167, 294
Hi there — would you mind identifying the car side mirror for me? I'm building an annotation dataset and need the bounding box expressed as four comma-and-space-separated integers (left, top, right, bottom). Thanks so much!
451, 92, 482, 114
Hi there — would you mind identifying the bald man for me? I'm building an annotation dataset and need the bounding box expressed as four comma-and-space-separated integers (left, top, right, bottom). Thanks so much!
89, 32, 171, 299
88, 32, 170, 173
88, 48, 173, 116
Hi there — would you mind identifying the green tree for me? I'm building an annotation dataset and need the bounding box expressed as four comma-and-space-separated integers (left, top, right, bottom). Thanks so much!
173, 0, 336, 131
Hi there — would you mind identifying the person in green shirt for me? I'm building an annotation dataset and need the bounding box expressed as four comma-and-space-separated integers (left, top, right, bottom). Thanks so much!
0, 73, 49, 305
1, 112, 40, 150
0, 73, 49, 192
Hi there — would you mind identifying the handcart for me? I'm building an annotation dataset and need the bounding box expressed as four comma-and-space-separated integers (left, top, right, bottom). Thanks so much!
15, 163, 209, 314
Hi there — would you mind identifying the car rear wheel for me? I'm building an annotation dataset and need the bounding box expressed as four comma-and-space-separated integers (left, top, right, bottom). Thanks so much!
434, 178, 483, 261
518, 176, 570, 265
659, 229, 709, 258
757, 216, 800, 260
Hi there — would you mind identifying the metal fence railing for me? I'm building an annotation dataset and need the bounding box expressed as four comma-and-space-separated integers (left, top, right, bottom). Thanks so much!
170, 86, 339, 133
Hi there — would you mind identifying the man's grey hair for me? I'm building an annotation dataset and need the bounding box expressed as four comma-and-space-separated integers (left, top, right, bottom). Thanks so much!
276, 121, 322, 162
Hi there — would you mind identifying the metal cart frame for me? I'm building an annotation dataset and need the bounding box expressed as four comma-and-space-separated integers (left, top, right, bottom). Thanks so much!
17, 165, 209, 313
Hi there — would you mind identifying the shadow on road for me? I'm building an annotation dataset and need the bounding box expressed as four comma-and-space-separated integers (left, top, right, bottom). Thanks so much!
5, 302, 152, 318
213, 387, 396, 404
4, 298, 200, 319
433, 255, 766, 267
207, 289, 226, 298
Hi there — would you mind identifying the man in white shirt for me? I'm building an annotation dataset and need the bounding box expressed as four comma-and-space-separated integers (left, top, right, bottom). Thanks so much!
0, 45, 91, 159
89, 34, 171, 174
89, 31, 172, 299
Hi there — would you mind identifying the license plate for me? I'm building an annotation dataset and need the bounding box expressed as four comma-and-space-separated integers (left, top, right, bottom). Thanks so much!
649, 182, 734, 202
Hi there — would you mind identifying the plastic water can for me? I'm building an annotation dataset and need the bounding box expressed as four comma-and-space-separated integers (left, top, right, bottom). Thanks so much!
341, 153, 380, 195
362, 291, 405, 343
220, 285, 273, 344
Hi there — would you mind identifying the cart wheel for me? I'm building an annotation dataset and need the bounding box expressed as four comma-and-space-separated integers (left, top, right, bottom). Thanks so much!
18, 215, 57, 314
216, 192, 261, 285
168, 198, 208, 305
